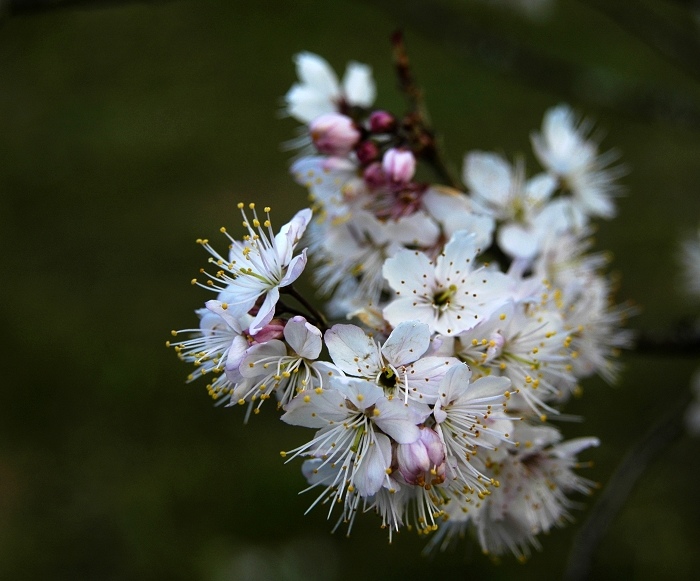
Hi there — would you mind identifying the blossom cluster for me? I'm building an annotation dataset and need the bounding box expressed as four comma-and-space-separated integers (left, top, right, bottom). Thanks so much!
169, 50, 632, 560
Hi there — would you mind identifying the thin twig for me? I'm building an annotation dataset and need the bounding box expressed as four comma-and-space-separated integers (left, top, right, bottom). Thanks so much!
391, 30, 462, 190
282, 285, 329, 332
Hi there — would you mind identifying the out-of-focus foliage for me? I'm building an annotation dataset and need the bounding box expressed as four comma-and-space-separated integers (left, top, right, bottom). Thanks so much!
0, 1, 699, 579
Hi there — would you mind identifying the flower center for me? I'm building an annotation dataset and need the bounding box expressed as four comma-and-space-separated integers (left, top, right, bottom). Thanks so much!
433, 284, 458, 310
378, 368, 398, 390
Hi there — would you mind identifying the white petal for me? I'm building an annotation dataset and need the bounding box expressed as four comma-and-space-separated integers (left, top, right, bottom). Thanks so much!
437, 363, 472, 405
295, 52, 339, 95
381, 321, 430, 366
225, 334, 254, 382
354, 432, 391, 496
249, 287, 279, 335
383, 247, 434, 295
279, 249, 308, 286
281, 388, 348, 428
462, 375, 511, 402
499, 223, 539, 260
463, 151, 512, 208
334, 377, 383, 410
239, 340, 286, 378
373, 398, 420, 444
526, 172, 557, 204
434, 230, 478, 284
325, 324, 382, 377
284, 316, 322, 359
382, 298, 436, 332
342, 61, 376, 107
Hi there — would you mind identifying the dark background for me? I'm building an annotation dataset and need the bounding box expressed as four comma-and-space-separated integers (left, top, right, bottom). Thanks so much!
1, 0, 699, 579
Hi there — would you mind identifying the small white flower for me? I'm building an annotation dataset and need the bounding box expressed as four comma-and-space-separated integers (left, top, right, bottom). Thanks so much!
325, 321, 459, 404
531, 104, 622, 221
433, 364, 513, 491
467, 423, 599, 560
455, 302, 575, 415
194, 204, 311, 334
281, 376, 421, 501
284, 52, 376, 124
168, 300, 253, 401
383, 231, 511, 336
233, 316, 333, 412
463, 151, 567, 260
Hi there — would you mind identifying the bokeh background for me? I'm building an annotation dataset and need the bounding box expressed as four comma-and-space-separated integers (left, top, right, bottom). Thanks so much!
1, 0, 700, 579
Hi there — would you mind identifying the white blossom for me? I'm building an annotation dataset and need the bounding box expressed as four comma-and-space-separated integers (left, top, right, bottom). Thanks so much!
194, 204, 311, 334
284, 52, 376, 124
383, 231, 511, 336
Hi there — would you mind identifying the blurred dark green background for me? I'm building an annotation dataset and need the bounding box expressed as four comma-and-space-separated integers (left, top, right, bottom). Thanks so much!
1, 0, 700, 579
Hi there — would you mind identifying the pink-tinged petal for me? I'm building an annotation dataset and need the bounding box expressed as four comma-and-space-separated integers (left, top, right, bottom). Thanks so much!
279, 250, 308, 287
204, 300, 247, 333
354, 432, 391, 496
381, 321, 430, 366
224, 334, 254, 383
284, 316, 322, 359
281, 388, 348, 428
249, 288, 279, 335
383, 248, 434, 296
334, 377, 383, 411
373, 398, 420, 444
438, 364, 473, 406
325, 324, 382, 377
274, 208, 312, 266
239, 340, 286, 378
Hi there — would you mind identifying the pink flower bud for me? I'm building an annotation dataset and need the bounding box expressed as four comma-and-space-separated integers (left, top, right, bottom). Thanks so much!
355, 140, 380, 165
309, 113, 360, 156
369, 110, 396, 133
253, 319, 286, 343
363, 162, 387, 189
382, 148, 416, 184
396, 426, 446, 487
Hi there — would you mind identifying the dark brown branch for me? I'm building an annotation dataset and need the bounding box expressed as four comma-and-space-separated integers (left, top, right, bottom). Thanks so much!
391, 30, 462, 190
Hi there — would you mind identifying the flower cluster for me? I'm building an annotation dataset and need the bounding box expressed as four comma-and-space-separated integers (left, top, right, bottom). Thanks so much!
170, 49, 631, 560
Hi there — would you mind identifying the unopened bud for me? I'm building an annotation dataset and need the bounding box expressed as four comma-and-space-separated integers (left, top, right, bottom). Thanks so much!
382, 147, 416, 184
254, 319, 286, 343
363, 162, 387, 189
309, 113, 360, 156
369, 110, 396, 133
396, 426, 446, 487
355, 140, 380, 165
